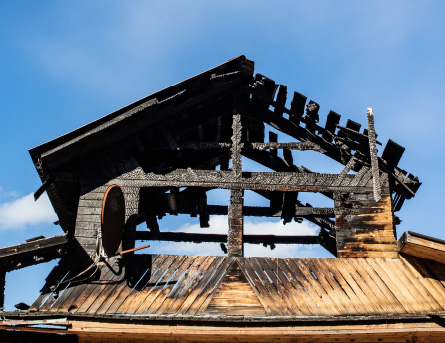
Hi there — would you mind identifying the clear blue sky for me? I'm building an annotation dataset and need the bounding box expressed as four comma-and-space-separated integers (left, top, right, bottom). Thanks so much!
1, 1, 445, 310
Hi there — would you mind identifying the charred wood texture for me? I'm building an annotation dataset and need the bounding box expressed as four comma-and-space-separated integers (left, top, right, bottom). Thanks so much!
0, 269, 5, 310
128, 232, 319, 245
228, 189, 244, 257
0, 234, 69, 272
26, 56, 421, 258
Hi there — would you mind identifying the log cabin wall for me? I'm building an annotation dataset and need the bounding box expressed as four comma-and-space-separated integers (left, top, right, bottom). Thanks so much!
334, 175, 397, 258
74, 149, 142, 254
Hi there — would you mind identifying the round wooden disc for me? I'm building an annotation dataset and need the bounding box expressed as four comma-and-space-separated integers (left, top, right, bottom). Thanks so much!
101, 185, 125, 256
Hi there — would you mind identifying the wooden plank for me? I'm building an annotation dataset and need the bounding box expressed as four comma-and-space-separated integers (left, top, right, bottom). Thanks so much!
336, 228, 396, 238
322, 259, 370, 314
401, 255, 445, 302
365, 258, 417, 313
166, 256, 217, 314
340, 259, 387, 314
292, 259, 342, 315
284, 259, 333, 315
93, 255, 166, 315
258, 258, 302, 315
236, 258, 280, 315
422, 259, 445, 289
162, 256, 208, 314
38, 256, 94, 312
84, 171, 372, 193
135, 255, 193, 314
399, 256, 445, 311
144, 256, 210, 314
354, 258, 406, 314
97, 255, 155, 314
262, 258, 307, 315
204, 259, 266, 316
127, 255, 184, 314
29, 256, 74, 311
379, 258, 433, 313
399, 232, 445, 264
310, 259, 362, 314
50, 256, 120, 313
193, 257, 233, 315
246, 257, 293, 315
332, 259, 380, 313
176, 256, 223, 314
338, 243, 398, 252
337, 251, 399, 258
273, 258, 322, 316
302, 259, 352, 315
393, 259, 442, 310
62, 261, 118, 314
112, 255, 176, 314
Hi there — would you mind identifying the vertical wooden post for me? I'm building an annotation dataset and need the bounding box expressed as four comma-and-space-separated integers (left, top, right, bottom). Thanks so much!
228, 114, 244, 257
228, 189, 244, 257
0, 269, 6, 310
367, 107, 381, 202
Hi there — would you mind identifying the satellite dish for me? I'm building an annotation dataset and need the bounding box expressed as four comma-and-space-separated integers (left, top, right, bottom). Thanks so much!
101, 185, 125, 257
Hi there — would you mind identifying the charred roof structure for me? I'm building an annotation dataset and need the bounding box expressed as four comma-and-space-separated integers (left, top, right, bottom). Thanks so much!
1, 56, 444, 342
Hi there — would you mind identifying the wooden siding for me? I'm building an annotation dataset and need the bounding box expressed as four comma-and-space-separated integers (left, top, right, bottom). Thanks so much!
29, 254, 445, 317
335, 192, 398, 258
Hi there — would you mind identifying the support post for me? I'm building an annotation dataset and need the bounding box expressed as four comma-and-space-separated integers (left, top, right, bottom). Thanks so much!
367, 107, 381, 202
228, 114, 244, 256
0, 269, 5, 310
228, 189, 244, 257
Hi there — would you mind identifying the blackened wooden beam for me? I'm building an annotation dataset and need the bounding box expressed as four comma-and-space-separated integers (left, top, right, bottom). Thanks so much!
242, 148, 290, 171
281, 192, 298, 224
151, 141, 232, 151
228, 114, 244, 257
268, 132, 278, 157
305, 101, 320, 134
289, 91, 306, 126
247, 142, 323, 152
107, 170, 373, 193
228, 189, 244, 257
367, 108, 381, 202
33, 176, 53, 201
231, 114, 243, 179
0, 234, 69, 271
382, 139, 405, 167
317, 228, 337, 257
345, 119, 361, 132
322, 111, 341, 142
0, 269, 5, 310
129, 231, 319, 245
273, 85, 287, 117
205, 205, 335, 217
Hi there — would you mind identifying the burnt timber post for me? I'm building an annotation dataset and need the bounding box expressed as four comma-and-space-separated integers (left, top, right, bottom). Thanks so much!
0, 269, 5, 310
228, 114, 244, 257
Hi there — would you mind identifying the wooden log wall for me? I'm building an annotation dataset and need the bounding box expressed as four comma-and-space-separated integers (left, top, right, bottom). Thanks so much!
335, 188, 397, 258
74, 150, 143, 254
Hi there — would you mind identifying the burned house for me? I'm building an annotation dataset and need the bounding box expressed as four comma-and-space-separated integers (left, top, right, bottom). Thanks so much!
1, 56, 444, 342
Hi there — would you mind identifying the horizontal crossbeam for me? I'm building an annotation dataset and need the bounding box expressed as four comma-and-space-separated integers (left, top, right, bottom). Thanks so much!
127, 231, 319, 245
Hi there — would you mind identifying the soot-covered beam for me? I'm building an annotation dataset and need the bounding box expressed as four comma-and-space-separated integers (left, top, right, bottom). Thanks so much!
130, 231, 319, 245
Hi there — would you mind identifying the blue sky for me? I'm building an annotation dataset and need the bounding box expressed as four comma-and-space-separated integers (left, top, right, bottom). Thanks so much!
1, 1, 445, 310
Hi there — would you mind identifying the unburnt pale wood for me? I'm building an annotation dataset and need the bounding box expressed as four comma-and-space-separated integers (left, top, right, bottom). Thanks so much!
204, 259, 266, 315
399, 231, 445, 264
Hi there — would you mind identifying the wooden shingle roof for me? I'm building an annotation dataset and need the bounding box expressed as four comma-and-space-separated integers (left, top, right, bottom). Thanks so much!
28, 254, 445, 317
